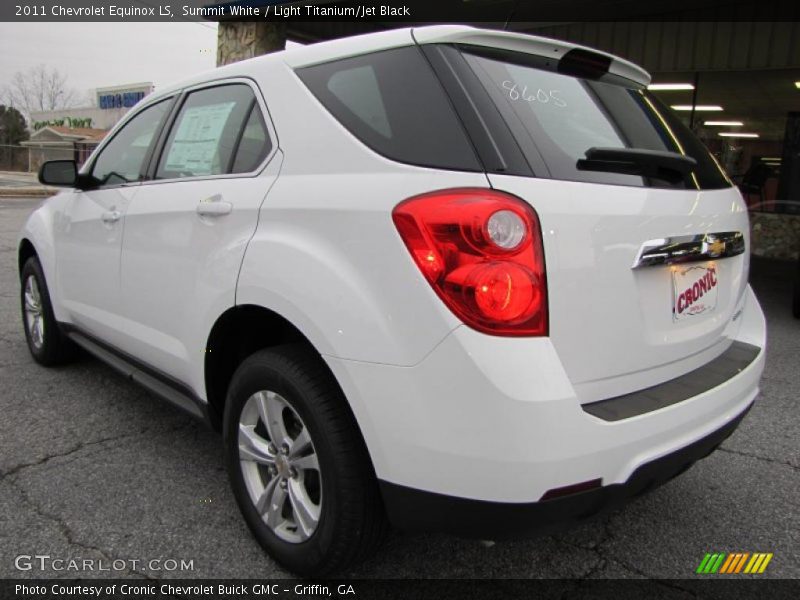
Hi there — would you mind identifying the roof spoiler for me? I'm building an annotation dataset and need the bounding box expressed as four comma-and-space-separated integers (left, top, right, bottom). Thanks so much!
411, 25, 651, 87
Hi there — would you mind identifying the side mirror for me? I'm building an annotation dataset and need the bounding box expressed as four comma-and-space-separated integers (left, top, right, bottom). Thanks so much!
38, 160, 78, 187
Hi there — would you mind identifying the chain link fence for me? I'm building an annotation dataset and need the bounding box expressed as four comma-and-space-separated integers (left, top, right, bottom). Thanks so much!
0, 144, 78, 173
0, 144, 32, 172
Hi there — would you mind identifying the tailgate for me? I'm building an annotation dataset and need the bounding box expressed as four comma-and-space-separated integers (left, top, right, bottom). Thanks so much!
489, 174, 750, 392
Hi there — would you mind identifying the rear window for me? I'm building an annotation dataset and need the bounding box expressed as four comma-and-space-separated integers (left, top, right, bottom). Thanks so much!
297, 47, 481, 172
460, 47, 731, 190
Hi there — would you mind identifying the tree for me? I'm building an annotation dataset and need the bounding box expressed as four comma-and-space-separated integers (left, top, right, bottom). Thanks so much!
2, 65, 77, 118
0, 105, 27, 140
0, 105, 29, 170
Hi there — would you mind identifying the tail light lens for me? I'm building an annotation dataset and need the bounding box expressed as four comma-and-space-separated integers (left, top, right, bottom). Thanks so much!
392, 188, 548, 336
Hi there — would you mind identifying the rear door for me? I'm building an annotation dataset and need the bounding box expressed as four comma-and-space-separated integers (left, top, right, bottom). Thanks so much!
437, 45, 750, 399
116, 80, 280, 385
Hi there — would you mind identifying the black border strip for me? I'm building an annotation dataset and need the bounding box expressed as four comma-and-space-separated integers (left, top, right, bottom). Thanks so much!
2, 578, 799, 599
583, 341, 761, 421
3, 1, 800, 22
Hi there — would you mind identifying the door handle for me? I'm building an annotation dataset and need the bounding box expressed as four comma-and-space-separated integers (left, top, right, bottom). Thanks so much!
196, 198, 233, 217
101, 210, 122, 223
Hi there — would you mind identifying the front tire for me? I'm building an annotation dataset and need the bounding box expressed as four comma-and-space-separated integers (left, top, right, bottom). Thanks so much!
20, 257, 77, 366
223, 345, 388, 575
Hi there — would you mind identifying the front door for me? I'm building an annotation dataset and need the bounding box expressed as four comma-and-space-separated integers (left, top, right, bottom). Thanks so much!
55, 98, 172, 345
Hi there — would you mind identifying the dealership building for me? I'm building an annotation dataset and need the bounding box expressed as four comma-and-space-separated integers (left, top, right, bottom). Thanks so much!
22, 82, 154, 169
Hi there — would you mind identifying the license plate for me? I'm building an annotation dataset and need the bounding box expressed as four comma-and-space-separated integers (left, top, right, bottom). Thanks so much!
672, 264, 719, 321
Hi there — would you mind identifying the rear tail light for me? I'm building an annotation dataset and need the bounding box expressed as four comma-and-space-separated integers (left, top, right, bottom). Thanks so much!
392, 188, 548, 336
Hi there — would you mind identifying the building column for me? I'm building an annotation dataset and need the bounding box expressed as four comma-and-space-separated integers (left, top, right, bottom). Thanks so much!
777, 112, 800, 215
217, 21, 287, 67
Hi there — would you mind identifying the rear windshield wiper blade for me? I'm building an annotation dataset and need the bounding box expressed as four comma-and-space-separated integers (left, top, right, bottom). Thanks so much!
577, 147, 697, 183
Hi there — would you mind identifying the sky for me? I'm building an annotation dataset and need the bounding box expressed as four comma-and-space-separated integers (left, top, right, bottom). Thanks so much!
0, 22, 220, 104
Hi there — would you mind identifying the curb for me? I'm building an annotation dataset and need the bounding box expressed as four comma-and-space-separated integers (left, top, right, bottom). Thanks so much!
0, 188, 58, 198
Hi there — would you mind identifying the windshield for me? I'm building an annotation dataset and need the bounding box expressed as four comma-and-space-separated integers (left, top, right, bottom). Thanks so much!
460, 46, 731, 190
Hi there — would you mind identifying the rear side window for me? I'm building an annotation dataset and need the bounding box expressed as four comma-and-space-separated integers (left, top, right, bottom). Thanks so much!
231, 105, 272, 173
297, 47, 481, 172
460, 47, 731, 190
156, 84, 270, 179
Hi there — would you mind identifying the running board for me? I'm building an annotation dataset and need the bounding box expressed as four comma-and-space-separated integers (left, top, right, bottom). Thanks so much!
65, 328, 208, 423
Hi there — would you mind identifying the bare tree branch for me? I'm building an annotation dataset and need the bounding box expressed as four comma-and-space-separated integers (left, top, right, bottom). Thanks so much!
1, 65, 77, 119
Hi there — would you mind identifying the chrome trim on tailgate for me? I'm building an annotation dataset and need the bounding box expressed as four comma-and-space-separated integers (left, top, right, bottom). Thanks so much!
632, 231, 745, 269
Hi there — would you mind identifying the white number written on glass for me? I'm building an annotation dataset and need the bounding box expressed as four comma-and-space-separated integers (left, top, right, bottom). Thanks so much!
501, 81, 567, 108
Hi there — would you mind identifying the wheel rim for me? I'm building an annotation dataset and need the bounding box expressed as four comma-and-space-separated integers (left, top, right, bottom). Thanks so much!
238, 390, 322, 543
23, 275, 45, 350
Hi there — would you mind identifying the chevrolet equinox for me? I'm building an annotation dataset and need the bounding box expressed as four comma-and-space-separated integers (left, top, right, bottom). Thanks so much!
20, 26, 766, 575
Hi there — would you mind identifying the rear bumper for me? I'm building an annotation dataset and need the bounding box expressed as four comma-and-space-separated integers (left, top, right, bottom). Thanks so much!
379, 402, 750, 539
581, 341, 760, 421
325, 285, 766, 508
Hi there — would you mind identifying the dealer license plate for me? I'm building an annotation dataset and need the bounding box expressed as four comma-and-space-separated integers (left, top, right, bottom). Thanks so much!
672, 264, 719, 321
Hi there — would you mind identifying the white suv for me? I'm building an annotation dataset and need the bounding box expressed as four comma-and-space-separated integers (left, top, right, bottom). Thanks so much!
19, 26, 766, 575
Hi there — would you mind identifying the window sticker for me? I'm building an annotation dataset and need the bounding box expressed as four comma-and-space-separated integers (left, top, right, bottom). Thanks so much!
163, 102, 236, 175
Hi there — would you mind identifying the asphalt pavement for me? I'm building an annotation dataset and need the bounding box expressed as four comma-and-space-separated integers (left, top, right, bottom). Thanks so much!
0, 196, 797, 584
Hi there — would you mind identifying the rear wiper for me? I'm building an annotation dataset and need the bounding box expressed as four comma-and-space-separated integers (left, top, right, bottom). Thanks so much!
577, 147, 697, 183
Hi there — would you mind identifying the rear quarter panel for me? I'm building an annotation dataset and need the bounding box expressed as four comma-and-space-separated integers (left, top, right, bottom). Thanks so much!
238, 60, 490, 366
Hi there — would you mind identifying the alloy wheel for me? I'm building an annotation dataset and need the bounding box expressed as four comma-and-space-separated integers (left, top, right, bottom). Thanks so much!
238, 390, 322, 543
23, 275, 45, 350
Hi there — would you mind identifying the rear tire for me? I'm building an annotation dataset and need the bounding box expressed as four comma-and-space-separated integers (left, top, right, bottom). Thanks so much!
20, 257, 77, 366
223, 345, 388, 575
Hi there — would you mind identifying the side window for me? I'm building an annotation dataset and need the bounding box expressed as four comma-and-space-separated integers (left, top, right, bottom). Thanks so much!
90, 99, 170, 186
297, 47, 481, 172
156, 84, 269, 179
231, 105, 272, 173
327, 66, 392, 138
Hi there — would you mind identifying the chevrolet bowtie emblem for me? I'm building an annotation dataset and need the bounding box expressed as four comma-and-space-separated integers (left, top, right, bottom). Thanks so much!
632, 232, 744, 269
705, 237, 726, 258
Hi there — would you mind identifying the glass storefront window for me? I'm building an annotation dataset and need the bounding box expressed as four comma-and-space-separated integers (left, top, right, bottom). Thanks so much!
649, 68, 800, 215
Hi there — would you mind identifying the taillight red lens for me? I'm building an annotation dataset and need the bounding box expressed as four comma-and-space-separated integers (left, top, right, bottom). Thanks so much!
392, 188, 548, 336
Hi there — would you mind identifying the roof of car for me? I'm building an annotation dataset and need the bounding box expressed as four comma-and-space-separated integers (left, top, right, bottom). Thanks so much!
153, 25, 650, 100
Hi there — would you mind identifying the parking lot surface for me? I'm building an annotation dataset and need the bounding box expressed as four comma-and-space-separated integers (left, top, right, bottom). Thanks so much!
0, 171, 39, 189
0, 196, 798, 582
